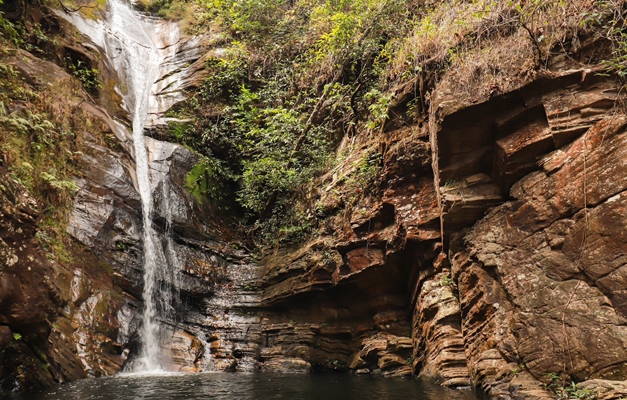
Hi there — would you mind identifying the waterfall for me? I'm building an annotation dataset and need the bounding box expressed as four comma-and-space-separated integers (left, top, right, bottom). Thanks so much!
107, 0, 164, 373
57, 0, 186, 372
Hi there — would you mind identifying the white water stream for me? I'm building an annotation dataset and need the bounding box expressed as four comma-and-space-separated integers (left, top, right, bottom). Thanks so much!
111, 0, 163, 372
57, 0, 191, 372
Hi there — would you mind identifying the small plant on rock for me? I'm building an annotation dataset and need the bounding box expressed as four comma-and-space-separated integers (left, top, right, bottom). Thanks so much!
66, 58, 101, 93
438, 275, 455, 288
545, 373, 596, 400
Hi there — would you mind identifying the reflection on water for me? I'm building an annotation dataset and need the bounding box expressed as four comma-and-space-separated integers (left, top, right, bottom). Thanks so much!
13, 373, 483, 400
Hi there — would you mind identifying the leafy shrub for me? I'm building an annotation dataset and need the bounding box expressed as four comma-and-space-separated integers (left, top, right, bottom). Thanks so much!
200, 56, 247, 102
205, 0, 289, 38
544, 374, 595, 400
66, 58, 101, 93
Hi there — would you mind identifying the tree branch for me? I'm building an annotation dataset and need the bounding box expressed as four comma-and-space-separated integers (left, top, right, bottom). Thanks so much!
56, 0, 100, 14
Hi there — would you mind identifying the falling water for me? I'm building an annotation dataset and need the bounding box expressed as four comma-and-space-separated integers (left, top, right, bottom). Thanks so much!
105, 0, 163, 373
56, 0, 186, 372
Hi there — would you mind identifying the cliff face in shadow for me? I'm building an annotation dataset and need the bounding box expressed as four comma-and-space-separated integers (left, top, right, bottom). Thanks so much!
3, 2, 627, 400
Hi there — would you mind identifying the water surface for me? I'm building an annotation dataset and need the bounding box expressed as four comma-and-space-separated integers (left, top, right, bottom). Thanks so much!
17, 373, 482, 400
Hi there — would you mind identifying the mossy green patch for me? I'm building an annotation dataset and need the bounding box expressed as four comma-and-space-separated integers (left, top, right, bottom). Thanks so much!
185, 160, 211, 204
184, 156, 234, 205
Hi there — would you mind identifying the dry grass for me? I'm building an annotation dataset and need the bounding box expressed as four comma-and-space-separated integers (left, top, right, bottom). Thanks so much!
442, 29, 536, 103
382, 0, 626, 106
384, 1, 493, 84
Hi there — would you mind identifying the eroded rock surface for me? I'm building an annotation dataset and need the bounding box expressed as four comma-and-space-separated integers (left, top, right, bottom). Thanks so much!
250, 68, 627, 396
5, 5, 627, 398
0, 49, 127, 392
0, 174, 126, 392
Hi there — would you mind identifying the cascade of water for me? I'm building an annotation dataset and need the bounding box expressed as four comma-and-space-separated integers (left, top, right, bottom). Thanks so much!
107, 0, 166, 372
115, 5, 157, 373
56, 0, 183, 372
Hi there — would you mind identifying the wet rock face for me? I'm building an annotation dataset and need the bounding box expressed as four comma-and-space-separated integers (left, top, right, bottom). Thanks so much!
0, 175, 125, 392
64, 103, 262, 375
0, 51, 128, 392
68, 132, 144, 297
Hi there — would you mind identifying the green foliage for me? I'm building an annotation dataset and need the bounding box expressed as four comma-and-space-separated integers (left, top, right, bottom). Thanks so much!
0, 110, 54, 137
202, 0, 289, 39
235, 103, 329, 215
355, 150, 381, 187
12, 332, 21, 341
168, 0, 413, 245
0, 13, 54, 53
251, 204, 316, 245
40, 171, 80, 194
239, 157, 298, 212
545, 374, 596, 400
577, 0, 627, 80
0, 62, 17, 79
602, 28, 627, 78
183, 74, 331, 219
199, 55, 247, 102
37, 218, 74, 263
0, 15, 21, 46
166, 120, 193, 143
184, 156, 234, 204
363, 89, 391, 131
66, 59, 101, 92
1, 108, 79, 204
438, 275, 456, 287
0, 15, 99, 266
169, 0, 626, 248
277, 216, 313, 244
135, 0, 180, 16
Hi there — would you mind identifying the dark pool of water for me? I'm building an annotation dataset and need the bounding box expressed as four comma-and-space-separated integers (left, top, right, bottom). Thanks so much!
10, 373, 484, 400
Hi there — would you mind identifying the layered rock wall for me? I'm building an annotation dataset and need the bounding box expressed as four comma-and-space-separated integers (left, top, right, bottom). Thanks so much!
247, 67, 627, 399
4, 5, 627, 400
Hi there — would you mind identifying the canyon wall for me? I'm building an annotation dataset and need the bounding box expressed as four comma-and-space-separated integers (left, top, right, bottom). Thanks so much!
2, 4, 627, 400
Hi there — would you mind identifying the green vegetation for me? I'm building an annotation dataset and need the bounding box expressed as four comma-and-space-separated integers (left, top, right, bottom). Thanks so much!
134, 0, 196, 20
545, 373, 596, 400
590, 1, 627, 79
6, 0, 624, 252
184, 156, 234, 204
66, 58, 101, 93
0, 9, 109, 263
145, 0, 627, 249
49, 0, 108, 20
438, 275, 456, 288
0, 10, 55, 53
0, 64, 81, 208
